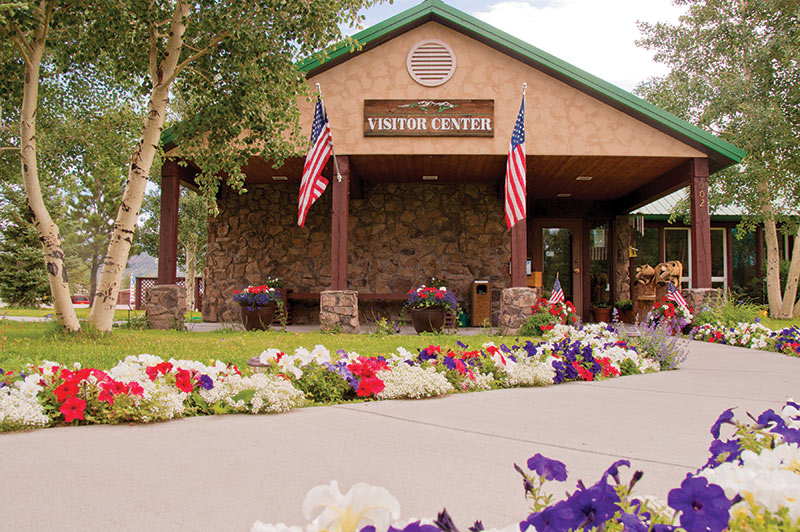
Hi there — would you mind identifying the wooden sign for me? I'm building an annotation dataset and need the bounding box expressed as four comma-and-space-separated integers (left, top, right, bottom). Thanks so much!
364, 99, 494, 137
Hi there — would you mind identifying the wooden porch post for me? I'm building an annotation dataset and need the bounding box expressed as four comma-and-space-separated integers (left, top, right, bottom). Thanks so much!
331, 156, 349, 291
157, 160, 180, 285
689, 158, 712, 288
511, 219, 527, 288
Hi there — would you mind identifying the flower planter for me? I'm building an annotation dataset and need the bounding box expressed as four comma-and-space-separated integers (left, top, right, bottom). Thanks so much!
592, 307, 612, 323
618, 309, 634, 324
239, 303, 276, 331
410, 307, 446, 333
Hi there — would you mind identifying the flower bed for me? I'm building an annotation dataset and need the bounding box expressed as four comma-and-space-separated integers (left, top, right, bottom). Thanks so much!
693, 321, 800, 356
251, 402, 800, 532
1, 325, 666, 431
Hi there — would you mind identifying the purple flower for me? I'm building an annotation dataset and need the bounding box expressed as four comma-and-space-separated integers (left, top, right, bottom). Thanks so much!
602, 459, 631, 485
619, 512, 648, 532
387, 521, 440, 532
756, 408, 784, 428
522, 500, 575, 532
710, 408, 735, 439
198, 374, 214, 390
668, 474, 731, 532
527, 454, 568, 482
563, 481, 620, 530
705, 439, 742, 468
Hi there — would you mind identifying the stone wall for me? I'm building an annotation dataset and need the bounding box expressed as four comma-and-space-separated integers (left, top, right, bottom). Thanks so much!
203, 182, 511, 324
614, 215, 632, 302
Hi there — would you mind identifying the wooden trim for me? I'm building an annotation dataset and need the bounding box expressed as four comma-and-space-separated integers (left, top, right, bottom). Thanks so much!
331, 156, 350, 290
689, 158, 712, 288
157, 161, 181, 285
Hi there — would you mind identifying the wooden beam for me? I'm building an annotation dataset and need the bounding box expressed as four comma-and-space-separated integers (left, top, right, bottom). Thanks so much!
157, 160, 181, 285
690, 158, 712, 288
613, 159, 695, 213
331, 155, 350, 291
348, 158, 364, 200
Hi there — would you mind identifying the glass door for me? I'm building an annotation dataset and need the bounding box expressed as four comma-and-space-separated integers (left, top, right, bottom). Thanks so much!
532, 219, 583, 316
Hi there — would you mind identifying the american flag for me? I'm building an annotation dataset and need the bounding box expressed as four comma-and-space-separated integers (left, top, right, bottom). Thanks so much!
549, 277, 564, 304
504, 94, 526, 228
666, 282, 689, 311
297, 96, 332, 227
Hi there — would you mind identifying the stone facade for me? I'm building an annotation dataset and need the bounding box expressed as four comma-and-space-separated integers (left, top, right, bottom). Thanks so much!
320, 290, 359, 333
146, 285, 186, 330
683, 288, 721, 312
498, 287, 541, 334
203, 182, 511, 324
614, 215, 632, 302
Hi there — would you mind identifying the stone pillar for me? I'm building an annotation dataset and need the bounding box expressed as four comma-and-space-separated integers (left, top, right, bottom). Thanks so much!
614, 215, 632, 302
682, 288, 720, 314
499, 287, 541, 334
320, 290, 359, 333
146, 285, 186, 330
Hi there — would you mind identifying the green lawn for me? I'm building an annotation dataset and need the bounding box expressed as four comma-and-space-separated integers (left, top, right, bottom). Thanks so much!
0, 319, 523, 372
0, 307, 201, 321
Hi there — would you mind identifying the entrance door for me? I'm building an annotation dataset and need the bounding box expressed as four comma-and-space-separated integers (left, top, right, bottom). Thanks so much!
532, 219, 583, 316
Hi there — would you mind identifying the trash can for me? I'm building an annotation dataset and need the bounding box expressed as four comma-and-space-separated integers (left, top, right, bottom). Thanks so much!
471, 281, 491, 326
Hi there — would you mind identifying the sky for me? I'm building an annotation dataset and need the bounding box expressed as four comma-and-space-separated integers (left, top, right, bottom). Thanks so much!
352, 0, 686, 91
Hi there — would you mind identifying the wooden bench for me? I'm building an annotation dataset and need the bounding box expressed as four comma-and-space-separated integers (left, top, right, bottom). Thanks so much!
284, 291, 455, 327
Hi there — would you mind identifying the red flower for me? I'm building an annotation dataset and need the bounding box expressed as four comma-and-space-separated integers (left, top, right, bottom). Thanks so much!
127, 382, 144, 396
59, 396, 86, 422
572, 361, 594, 381
54, 379, 80, 402
356, 376, 385, 397
175, 369, 194, 393
663, 303, 675, 319
98, 390, 115, 406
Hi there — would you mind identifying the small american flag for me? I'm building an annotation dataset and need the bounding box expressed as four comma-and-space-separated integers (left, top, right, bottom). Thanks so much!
504, 94, 526, 228
297, 96, 332, 227
666, 282, 689, 311
549, 277, 565, 304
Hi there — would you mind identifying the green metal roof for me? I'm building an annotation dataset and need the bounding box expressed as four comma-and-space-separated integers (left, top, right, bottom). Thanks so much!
297, 0, 744, 172
164, 0, 745, 171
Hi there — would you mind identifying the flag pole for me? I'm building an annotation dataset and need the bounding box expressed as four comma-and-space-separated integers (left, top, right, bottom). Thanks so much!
316, 83, 342, 183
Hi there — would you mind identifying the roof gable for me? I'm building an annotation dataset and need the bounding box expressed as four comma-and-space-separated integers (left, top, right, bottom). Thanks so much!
299, 0, 744, 172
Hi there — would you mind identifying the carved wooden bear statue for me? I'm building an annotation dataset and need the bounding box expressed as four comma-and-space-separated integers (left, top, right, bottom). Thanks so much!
655, 260, 683, 287
635, 264, 655, 285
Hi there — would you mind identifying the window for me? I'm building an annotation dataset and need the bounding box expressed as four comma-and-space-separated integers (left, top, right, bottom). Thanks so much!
665, 228, 690, 285
711, 228, 726, 288
632, 227, 659, 268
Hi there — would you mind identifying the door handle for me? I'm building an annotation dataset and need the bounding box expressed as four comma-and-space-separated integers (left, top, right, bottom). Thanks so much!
573, 268, 580, 274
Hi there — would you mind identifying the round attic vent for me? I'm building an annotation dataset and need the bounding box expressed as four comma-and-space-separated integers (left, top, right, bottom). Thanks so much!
406, 40, 456, 87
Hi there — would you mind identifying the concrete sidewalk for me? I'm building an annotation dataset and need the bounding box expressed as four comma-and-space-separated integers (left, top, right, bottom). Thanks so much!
0, 341, 796, 532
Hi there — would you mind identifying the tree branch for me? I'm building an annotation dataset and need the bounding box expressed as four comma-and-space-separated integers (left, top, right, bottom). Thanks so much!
166, 32, 230, 84
0, 146, 20, 151
8, 25, 31, 62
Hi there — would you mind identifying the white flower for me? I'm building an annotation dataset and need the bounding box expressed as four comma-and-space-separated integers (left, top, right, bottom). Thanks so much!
303, 481, 401, 532
376, 365, 454, 400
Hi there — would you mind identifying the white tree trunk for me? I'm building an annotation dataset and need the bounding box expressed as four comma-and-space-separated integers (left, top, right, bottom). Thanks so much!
760, 178, 784, 317
89, 1, 190, 332
185, 245, 196, 311
18, 20, 80, 331
780, 224, 800, 318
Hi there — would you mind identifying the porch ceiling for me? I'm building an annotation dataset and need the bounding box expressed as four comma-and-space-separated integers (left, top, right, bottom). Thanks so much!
231, 154, 690, 202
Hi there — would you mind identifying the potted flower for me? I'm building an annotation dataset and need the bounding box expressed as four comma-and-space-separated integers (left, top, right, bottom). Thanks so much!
592, 301, 612, 323
233, 284, 284, 331
614, 299, 634, 324
405, 284, 458, 333
645, 296, 694, 335
522, 298, 580, 335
